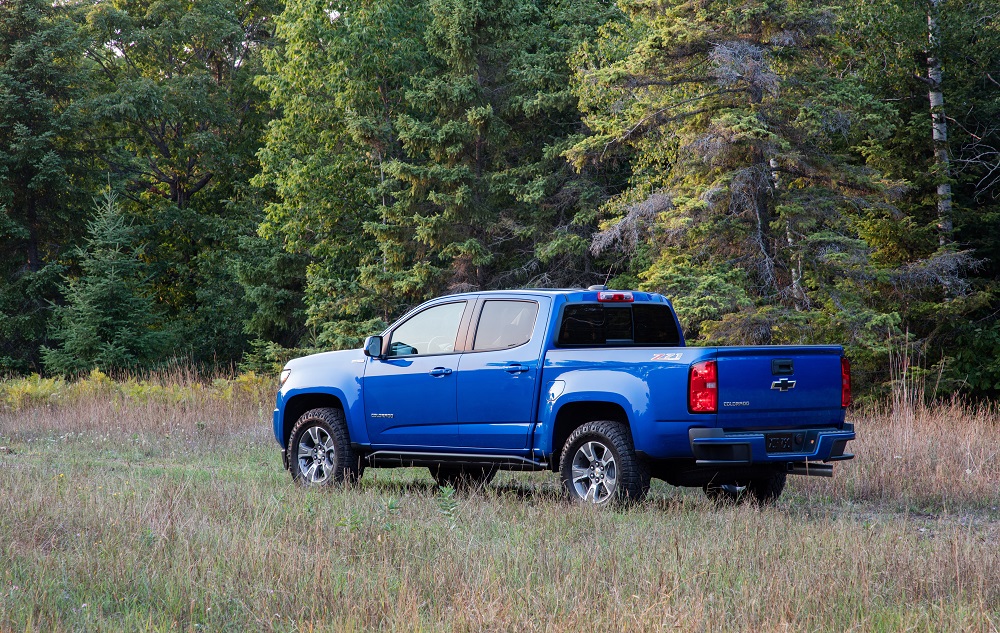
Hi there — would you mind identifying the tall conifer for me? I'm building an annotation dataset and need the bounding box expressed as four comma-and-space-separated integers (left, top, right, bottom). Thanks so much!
570, 0, 912, 354
43, 191, 173, 375
0, 0, 93, 372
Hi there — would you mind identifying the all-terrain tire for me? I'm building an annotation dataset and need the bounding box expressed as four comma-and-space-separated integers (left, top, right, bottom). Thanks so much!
704, 472, 786, 505
288, 407, 363, 486
429, 464, 498, 490
559, 420, 650, 506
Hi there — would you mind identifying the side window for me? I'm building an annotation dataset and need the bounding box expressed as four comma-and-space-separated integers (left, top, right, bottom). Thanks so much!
473, 300, 539, 351
387, 301, 467, 357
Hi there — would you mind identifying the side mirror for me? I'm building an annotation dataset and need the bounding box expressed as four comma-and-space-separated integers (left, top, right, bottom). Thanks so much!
363, 335, 383, 358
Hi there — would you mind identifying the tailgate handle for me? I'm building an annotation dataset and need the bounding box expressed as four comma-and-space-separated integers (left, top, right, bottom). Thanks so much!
771, 359, 794, 376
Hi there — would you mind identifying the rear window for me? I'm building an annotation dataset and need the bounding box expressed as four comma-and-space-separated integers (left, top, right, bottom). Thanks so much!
557, 304, 680, 347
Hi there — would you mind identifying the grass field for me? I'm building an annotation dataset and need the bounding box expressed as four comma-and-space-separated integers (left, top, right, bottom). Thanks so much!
1, 374, 998, 631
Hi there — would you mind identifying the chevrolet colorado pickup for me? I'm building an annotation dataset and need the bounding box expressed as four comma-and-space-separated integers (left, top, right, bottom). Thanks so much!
272, 287, 854, 505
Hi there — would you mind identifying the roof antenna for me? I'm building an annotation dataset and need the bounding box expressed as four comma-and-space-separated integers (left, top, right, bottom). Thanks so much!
602, 262, 617, 288
588, 266, 615, 292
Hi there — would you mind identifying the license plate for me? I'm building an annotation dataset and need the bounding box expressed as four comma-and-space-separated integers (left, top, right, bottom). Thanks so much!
766, 434, 793, 452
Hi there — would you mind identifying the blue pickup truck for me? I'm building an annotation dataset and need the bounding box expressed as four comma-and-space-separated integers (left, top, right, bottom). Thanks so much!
273, 287, 854, 505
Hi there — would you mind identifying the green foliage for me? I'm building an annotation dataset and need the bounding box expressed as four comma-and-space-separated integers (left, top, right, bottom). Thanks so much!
82, 0, 282, 365
236, 338, 320, 375
42, 191, 175, 375
0, 0, 999, 396
376, 0, 616, 300
565, 0, 994, 390
0, 0, 96, 372
257, 0, 619, 352
842, 0, 1000, 392
255, 0, 426, 348
234, 233, 309, 348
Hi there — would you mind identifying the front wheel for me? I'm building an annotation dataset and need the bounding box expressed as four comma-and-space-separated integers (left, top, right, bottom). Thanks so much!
559, 420, 650, 506
288, 407, 363, 486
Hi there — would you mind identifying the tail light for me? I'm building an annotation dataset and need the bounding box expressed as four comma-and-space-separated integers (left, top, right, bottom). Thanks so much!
689, 360, 718, 413
841, 356, 852, 408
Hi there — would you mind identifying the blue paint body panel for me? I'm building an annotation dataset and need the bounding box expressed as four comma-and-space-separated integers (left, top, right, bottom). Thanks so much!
362, 353, 461, 448
272, 289, 854, 474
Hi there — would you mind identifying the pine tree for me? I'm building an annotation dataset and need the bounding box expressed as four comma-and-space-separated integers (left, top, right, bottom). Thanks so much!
845, 0, 1000, 393
375, 0, 617, 299
257, 0, 618, 350
42, 191, 173, 375
83, 0, 281, 366
255, 0, 433, 348
0, 0, 94, 372
569, 0, 917, 359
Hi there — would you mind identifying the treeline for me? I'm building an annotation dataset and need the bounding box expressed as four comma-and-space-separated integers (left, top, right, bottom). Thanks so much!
2, 0, 999, 395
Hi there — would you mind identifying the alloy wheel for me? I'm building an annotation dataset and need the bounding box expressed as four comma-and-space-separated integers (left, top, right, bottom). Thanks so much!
570, 440, 618, 503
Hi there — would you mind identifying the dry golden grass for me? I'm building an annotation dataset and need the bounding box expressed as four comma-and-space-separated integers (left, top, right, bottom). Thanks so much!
799, 399, 1000, 511
0, 376, 998, 632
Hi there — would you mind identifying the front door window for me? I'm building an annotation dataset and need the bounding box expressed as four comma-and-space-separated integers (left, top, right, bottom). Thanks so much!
388, 301, 466, 356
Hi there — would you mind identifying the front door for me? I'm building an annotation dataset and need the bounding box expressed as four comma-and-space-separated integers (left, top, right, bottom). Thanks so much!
363, 300, 468, 448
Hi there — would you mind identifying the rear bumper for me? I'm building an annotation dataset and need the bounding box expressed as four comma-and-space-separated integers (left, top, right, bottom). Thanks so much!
689, 423, 854, 465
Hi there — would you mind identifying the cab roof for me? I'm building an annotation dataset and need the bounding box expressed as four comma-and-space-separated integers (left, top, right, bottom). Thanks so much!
443, 288, 668, 303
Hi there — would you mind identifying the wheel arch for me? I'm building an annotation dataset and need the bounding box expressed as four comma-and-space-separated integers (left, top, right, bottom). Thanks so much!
281, 392, 346, 449
549, 400, 631, 471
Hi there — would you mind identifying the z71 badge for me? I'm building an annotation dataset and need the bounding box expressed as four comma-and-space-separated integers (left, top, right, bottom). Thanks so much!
651, 353, 683, 361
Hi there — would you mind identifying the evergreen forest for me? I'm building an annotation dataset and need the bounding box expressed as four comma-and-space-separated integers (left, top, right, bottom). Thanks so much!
2, 0, 999, 397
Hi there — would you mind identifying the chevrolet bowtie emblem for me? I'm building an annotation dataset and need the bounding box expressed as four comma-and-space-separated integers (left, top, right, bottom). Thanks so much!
771, 378, 796, 391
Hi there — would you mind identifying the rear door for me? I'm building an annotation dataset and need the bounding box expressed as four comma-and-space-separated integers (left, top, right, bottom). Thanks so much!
714, 346, 845, 431
363, 300, 471, 448
455, 297, 549, 450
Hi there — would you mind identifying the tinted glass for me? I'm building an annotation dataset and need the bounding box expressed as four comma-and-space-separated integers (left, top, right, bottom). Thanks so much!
557, 304, 605, 345
557, 303, 680, 347
473, 300, 539, 351
604, 307, 632, 341
632, 304, 681, 345
388, 301, 466, 356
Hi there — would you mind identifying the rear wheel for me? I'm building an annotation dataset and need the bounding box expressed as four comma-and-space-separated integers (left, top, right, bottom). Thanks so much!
559, 420, 650, 506
288, 407, 363, 486
704, 472, 786, 505
429, 464, 497, 489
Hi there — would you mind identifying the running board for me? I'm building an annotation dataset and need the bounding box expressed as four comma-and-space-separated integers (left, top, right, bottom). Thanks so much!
363, 450, 548, 471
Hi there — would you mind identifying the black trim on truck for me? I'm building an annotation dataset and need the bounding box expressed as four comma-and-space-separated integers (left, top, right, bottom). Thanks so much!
362, 450, 548, 471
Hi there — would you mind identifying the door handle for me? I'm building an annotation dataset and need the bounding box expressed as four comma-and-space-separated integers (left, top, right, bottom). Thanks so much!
504, 364, 529, 374
429, 367, 453, 377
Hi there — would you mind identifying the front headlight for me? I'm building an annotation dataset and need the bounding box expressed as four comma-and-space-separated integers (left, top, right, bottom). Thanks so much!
279, 367, 291, 387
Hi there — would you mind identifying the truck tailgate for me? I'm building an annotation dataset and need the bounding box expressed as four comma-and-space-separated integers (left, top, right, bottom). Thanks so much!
714, 346, 845, 430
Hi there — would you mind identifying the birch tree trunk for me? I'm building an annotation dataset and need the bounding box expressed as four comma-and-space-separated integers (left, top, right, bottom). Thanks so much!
927, 0, 953, 248
772, 157, 806, 311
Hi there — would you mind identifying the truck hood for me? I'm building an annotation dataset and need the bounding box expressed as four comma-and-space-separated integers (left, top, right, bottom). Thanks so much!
286, 348, 365, 370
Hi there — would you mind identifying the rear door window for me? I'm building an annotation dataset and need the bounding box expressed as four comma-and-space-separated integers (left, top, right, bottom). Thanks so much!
472, 300, 539, 351
557, 303, 680, 346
